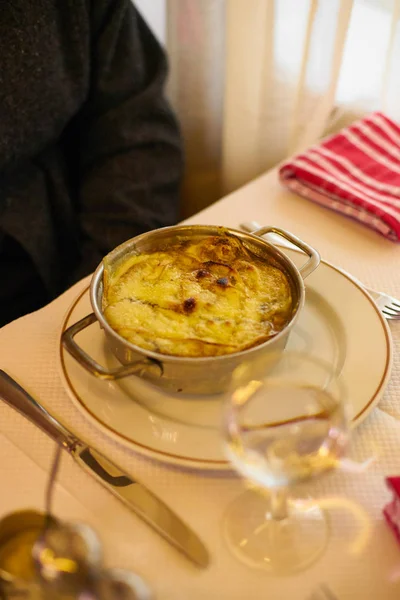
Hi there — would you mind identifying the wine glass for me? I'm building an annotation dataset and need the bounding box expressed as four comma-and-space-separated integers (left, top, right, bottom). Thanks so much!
222, 351, 349, 574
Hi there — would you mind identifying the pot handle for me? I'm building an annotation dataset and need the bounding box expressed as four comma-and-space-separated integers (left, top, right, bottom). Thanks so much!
61, 313, 163, 380
246, 224, 320, 279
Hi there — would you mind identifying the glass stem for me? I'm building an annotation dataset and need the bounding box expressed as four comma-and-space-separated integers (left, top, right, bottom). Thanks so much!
45, 444, 63, 527
269, 488, 289, 521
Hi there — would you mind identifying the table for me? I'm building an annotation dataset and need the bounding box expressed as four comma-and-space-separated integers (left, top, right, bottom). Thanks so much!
0, 167, 399, 599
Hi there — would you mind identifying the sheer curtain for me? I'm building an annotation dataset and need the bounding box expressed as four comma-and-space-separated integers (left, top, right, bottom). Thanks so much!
164, 0, 400, 216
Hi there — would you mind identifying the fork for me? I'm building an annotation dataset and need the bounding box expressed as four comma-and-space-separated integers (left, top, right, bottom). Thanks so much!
365, 288, 400, 320
307, 583, 339, 600
240, 221, 400, 321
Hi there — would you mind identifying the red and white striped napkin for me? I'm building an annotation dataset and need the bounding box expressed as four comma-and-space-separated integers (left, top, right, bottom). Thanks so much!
279, 112, 400, 242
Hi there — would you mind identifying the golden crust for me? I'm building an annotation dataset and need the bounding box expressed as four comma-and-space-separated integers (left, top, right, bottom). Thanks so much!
102, 235, 293, 357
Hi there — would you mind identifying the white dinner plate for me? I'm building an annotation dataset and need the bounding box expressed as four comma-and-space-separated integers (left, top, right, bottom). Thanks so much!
58, 248, 392, 470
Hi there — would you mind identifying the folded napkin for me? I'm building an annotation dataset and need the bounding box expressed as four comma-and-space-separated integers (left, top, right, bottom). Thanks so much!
384, 477, 400, 544
279, 112, 400, 242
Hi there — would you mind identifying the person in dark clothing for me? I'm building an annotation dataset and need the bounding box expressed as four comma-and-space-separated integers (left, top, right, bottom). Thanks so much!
0, 0, 183, 327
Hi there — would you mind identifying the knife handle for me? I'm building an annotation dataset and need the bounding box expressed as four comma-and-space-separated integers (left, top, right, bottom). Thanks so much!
0, 370, 76, 449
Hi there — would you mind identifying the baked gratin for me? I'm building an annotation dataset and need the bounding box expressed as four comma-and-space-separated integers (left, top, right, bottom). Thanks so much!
102, 234, 293, 357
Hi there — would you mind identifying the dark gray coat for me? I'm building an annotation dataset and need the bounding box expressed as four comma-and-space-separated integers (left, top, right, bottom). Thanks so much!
0, 0, 183, 320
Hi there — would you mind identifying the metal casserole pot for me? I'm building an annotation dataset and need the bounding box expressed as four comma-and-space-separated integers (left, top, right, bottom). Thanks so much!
62, 225, 320, 394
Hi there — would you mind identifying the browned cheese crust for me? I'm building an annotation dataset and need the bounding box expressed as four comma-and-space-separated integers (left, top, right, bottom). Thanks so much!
102, 234, 293, 357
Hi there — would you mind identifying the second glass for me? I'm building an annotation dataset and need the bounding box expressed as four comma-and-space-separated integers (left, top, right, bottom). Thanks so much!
222, 351, 349, 574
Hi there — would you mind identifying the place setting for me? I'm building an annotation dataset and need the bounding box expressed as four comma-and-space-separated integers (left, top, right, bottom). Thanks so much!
57, 223, 391, 470
0, 112, 399, 600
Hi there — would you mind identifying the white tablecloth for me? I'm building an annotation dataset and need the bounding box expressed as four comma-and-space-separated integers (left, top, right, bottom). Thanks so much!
1, 168, 399, 599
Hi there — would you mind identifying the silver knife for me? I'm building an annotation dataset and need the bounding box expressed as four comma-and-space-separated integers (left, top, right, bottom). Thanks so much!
0, 370, 209, 569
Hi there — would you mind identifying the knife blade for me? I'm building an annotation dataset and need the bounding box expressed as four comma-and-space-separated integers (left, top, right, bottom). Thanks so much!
0, 370, 209, 569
